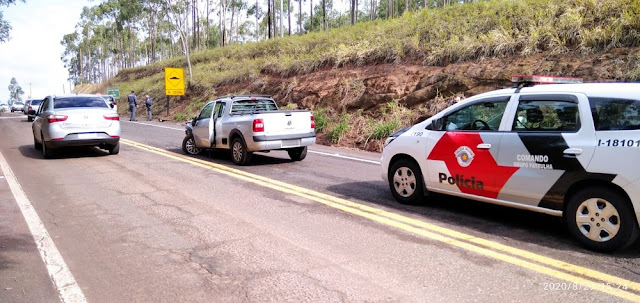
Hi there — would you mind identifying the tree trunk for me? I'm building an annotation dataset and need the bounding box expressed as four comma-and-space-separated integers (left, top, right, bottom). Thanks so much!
298, 0, 301, 34
222, 0, 227, 45
267, 0, 272, 38
230, 2, 236, 43
350, 0, 355, 25
310, 0, 313, 32
322, 0, 326, 31
287, 0, 291, 36
404, 0, 408, 13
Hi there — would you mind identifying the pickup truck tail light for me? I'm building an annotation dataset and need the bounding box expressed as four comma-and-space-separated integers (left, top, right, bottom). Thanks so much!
103, 114, 120, 121
46, 115, 68, 123
253, 119, 264, 132
311, 116, 315, 129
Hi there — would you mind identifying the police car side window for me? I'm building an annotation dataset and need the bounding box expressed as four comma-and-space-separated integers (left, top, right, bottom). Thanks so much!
443, 101, 508, 131
512, 100, 580, 132
589, 97, 640, 131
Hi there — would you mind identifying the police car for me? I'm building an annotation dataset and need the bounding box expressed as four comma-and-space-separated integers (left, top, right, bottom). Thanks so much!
380, 75, 640, 252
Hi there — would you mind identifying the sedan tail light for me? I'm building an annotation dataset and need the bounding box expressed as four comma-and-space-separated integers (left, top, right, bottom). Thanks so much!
311, 115, 315, 129
46, 115, 68, 123
253, 119, 264, 132
104, 114, 120, 121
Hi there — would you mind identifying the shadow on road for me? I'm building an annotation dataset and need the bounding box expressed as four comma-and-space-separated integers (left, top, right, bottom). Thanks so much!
325, 181, 640, 258
166, 147, 294, 166
18, 145, 110, 160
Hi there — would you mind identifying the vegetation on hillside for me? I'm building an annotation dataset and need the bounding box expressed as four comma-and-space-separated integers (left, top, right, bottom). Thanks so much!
84, 0, 640, 151
117, 0, 640, 88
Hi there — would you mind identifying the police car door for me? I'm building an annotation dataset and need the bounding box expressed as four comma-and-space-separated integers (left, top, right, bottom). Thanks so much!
426, 96, 512, 199
496, 93, 596, 211
193, 101, 215, 147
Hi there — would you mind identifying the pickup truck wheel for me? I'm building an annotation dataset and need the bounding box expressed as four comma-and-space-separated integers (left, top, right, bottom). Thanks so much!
182, 135, 202, 155
388, 159, 424, 205
231, 138, 252, 165
565, 187, 639, 252
287, 147, 307, 161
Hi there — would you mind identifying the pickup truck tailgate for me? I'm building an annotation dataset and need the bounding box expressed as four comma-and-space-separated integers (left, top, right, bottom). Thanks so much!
262, 111, 312, 136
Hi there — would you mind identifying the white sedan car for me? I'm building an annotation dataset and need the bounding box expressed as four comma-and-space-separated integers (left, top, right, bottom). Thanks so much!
31, 94, 121, 158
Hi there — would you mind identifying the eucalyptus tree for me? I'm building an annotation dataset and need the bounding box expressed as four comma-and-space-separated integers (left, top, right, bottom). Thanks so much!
162, 0, 193, 82
7, 77, 24, 104
0, 0, 25, 43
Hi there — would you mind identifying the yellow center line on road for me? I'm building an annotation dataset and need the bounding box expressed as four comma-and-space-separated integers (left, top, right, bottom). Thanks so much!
121, 138, 640, 301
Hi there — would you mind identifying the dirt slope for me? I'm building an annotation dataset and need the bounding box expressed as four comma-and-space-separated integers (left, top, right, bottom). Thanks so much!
79, 47, 640, 151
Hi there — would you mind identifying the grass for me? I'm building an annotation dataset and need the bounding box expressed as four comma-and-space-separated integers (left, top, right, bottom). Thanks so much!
111, 0, 640, 95
327, 114, 352, 143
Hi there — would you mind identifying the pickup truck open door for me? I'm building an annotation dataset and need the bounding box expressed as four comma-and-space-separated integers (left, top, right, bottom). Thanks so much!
193, 101, 225, 148
193, 101, 215, 148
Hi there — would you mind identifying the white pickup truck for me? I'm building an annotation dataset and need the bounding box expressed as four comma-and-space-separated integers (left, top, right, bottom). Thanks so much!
182, 95, 316, 165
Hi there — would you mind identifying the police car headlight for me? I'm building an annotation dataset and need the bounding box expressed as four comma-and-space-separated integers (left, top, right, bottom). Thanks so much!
384, 126, 411, 146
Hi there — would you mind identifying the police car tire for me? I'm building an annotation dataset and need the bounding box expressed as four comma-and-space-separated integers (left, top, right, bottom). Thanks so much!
565, 187, 639, 252
388, 159, 424, 205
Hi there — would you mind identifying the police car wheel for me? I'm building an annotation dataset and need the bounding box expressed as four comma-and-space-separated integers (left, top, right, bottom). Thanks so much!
565, 187, 639, 252
388, 159, 424, 205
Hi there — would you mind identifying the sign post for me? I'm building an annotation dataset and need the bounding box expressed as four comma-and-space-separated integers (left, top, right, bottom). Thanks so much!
164, 67, 185, 117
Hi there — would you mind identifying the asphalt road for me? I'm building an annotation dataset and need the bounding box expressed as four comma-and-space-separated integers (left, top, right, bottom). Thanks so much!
0, 111, 638, 302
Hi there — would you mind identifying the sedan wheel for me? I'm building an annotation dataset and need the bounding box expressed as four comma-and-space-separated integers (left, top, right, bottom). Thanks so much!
41, 133, 54, 159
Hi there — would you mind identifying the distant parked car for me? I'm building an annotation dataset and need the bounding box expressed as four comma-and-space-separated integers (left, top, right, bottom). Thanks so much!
11, 101, 24, 112
26, 99, 42, 122
31, 94, 121, 158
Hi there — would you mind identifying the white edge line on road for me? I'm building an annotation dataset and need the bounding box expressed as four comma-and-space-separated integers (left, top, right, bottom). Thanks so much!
0, 152, 87, 303
124, 120, 382, 165
307, 150, 381, 165
0, 116, 24, 119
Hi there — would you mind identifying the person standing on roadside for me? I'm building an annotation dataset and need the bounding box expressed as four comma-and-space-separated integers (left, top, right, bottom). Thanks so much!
145, 94, 153, 121
127, 90, 137, 121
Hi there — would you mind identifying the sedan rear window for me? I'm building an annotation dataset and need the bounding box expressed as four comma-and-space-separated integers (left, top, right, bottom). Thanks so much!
53, 97, 109, 109
30, 99, 42, 105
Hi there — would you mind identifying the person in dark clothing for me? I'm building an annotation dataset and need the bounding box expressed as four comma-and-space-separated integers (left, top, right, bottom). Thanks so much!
127, 91, 137, 121
145, 95, 153, 121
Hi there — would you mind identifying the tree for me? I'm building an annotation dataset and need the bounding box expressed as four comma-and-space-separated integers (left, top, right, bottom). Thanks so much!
7, 77, 24, 105
162, 0, 193, 82
0, 0, 25, 43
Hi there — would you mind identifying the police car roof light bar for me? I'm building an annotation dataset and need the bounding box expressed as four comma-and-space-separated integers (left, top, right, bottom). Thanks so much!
512, 75, 584, 88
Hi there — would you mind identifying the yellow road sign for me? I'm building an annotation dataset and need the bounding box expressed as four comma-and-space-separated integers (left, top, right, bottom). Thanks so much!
164, 67, 185, 96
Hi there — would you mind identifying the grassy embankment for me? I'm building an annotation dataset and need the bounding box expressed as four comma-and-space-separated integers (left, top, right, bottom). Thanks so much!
99, 0, 640, 149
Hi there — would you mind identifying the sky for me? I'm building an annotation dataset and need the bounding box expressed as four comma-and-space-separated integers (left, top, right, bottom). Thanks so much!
0, 0, 89, 104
